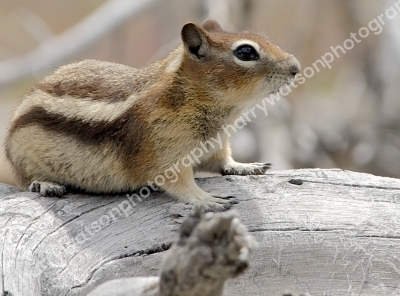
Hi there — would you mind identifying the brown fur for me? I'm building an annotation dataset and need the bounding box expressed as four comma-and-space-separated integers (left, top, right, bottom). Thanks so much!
5, 19, 300, 210
32, 60, 155, 101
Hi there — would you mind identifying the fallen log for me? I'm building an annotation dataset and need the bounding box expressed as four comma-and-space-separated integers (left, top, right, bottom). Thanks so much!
1, 169, 400, 295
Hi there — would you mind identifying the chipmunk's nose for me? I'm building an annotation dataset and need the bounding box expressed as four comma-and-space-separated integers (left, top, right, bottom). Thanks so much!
287, 55, 301, 76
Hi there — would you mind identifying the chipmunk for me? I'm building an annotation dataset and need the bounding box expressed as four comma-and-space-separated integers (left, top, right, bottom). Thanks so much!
5, 19, 300, 211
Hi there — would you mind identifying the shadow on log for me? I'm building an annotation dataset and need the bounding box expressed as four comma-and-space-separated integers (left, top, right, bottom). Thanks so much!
1, 169, 400, 295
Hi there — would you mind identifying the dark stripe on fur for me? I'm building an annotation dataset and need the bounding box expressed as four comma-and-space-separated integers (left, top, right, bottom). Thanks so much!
34, 80, 133, 102
9, 106, 151, 165
34, 80, 134, 102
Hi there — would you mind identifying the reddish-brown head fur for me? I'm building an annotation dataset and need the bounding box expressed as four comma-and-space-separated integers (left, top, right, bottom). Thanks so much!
178, 19, 300, 108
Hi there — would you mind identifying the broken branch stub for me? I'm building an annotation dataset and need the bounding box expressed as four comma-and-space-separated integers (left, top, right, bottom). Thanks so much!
88, 209, 258, 296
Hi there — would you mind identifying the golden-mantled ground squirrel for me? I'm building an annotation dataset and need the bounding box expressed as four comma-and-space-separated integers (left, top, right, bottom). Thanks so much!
5, 19, 300, 211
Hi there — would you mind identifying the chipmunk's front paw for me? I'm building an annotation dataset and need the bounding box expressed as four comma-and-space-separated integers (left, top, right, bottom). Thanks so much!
29, 181, 66, 197
221, 162, 271, 176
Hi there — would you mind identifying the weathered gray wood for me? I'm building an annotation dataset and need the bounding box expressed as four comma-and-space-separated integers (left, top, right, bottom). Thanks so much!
87, 277, 160, 296
1, 169, 400, 296
88, 210, 257, 296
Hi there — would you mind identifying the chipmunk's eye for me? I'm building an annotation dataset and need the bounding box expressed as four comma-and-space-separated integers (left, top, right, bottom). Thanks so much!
233, 44, 260, 61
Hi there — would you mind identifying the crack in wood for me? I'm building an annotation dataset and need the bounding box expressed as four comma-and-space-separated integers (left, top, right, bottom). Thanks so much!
248, 227, 342, 233
68, 242, 172, 294
355, 234, 400, 240
249, 228, 400, 241
302, 179, 400, 192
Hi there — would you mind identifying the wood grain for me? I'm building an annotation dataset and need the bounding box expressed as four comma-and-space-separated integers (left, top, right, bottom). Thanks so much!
1, 169, 400, 295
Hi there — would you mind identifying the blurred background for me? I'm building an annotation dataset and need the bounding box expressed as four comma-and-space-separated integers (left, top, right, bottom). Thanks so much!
1, 0, 400, 186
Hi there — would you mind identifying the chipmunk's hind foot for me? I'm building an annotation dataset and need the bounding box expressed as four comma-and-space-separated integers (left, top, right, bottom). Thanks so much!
29, 181, 67, 197
200, 195, 239, 212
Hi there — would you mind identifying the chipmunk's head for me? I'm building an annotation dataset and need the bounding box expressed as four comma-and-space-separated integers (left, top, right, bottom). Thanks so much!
177, 19, 300, 107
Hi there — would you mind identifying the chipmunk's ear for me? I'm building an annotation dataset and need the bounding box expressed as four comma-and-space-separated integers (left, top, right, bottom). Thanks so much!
181, 23, 210, 59
201, 19, 223, 32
